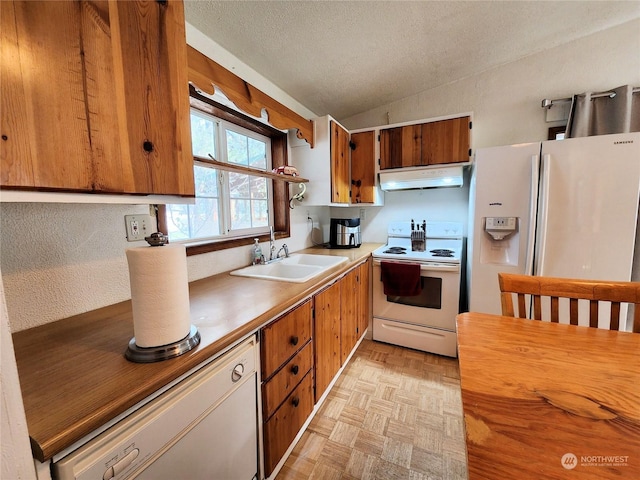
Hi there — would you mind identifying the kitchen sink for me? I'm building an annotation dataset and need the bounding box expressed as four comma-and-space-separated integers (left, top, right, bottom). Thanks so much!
230, 254, 348, 283
279, 254, 348, 267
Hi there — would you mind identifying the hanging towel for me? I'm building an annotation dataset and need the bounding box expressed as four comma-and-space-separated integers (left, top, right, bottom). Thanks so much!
381, 261, 422, 296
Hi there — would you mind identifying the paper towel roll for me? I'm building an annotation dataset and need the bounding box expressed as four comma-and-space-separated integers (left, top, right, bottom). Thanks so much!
126, 244, 191, 348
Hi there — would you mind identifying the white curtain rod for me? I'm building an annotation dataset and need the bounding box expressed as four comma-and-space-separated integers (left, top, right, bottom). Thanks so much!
541, 87, 640, 108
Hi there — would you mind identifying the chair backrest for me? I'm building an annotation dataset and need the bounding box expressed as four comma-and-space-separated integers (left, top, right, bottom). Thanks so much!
498, 273, 640, 333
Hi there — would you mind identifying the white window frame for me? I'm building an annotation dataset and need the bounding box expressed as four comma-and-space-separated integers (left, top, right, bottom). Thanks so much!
166, 109, 273, 245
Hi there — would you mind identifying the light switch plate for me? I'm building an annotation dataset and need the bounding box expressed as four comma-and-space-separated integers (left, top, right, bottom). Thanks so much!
125, 214, 152, 242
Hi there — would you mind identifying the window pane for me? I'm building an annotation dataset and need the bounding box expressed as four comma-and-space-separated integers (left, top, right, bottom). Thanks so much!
251, 199, 269, 227
194, 164, 218, 197
165, 204, 191, 241
226, 130, 247, 166
230, 199, 251, 230
250, 176, 267, 199
166, 199, 220, 241
229, 172, 250, 198
188, 198, 220, 238
248, 137, 267, 169
190, 114, 215, 158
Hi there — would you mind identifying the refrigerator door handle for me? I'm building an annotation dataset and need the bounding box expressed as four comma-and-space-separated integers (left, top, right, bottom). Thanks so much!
524, 154, 540, 275
536, 153, 552, 276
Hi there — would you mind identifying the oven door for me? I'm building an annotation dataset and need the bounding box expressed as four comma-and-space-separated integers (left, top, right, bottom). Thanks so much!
372, 259, 460, 331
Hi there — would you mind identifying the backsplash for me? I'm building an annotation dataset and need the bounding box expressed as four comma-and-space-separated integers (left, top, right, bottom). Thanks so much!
0, 202, 325, 332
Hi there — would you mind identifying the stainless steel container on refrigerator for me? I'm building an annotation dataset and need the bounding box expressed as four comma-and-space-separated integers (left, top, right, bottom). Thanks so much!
467, 132, 640, 328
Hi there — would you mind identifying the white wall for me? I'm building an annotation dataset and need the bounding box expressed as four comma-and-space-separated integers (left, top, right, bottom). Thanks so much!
339, 19, 640, 241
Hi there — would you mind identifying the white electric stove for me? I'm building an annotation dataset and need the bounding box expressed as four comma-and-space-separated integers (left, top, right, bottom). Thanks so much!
371, 221, 463, 357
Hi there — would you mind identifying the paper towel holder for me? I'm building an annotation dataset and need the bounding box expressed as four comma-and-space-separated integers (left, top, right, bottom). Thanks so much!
125, 324, 201, 363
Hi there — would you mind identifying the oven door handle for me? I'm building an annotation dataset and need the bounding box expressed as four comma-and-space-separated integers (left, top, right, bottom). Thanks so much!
372, 259, 460, 273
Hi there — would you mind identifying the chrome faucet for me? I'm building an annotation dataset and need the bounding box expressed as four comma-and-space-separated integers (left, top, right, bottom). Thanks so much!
277, 244, 289, 259
269, 226, 276, 261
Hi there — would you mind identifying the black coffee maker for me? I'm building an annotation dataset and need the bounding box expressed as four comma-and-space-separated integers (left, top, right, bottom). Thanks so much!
329, 218, 362, 248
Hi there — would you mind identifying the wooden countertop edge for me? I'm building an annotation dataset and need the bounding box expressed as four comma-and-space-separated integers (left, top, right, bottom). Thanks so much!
13, 245, 380, 462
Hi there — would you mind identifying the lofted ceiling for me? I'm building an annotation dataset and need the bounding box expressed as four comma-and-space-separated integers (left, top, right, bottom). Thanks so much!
184, 1, 640, 121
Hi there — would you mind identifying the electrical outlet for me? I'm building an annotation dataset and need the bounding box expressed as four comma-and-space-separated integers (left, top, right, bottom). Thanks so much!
359, 208, 366, 220
125, 214, 153, 242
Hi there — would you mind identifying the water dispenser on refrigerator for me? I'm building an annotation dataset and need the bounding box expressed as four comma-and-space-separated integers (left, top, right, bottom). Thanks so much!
480, 217, 519, 266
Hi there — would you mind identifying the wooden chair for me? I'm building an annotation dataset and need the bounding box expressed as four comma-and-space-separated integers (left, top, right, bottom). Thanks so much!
498, 273, 640, 333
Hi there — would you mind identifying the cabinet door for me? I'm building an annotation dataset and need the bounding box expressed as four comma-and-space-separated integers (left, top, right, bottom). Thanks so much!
314, 281, 341, 402
263, 371, 314, 477
1, 1, 120, 191
330, 120, 351, 203
1, 0, 194, 196
340, 269, 358, 365
111, 0, 194, 195
261, 300, 312, 380
357, 259, 371, 338
421, 116, 470, 165
350, 131, 375, 204
379, 125, 422, 170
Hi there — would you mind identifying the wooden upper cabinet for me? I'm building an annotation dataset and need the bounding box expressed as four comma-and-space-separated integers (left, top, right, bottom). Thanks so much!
421, 116, 470, 166
1, 0, 194, 196
349, 131, 376, 204
379, 116, 470, 170
330, 120, 350, 203
379, 125, 421, 170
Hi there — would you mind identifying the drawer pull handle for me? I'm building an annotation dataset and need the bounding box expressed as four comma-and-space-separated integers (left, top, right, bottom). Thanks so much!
292, 396, 300, 407
290, 335, 299, 346
291, 364, 299, 375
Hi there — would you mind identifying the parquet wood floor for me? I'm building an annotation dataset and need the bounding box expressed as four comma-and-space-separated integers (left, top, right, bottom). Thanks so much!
275, 339, 468, 480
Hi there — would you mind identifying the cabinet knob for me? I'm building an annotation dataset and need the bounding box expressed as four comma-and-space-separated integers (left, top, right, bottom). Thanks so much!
291, 396, 300, 407
291, 364, 299, 375
290, 335, 299, 346
142, 141, 154, 153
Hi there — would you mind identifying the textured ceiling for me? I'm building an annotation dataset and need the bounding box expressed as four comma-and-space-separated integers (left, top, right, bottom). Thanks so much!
184, 1, 640, 121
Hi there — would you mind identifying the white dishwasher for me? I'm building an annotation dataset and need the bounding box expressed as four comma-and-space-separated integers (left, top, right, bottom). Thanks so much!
53, 336, 259, 480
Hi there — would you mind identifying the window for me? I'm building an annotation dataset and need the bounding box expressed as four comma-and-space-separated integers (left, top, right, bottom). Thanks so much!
165, 110, 273, 244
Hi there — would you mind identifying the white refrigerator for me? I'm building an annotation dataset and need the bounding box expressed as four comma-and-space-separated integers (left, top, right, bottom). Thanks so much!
467, 132, 640, 325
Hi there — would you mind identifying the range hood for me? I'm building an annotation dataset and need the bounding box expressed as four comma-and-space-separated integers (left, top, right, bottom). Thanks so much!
378, 165, 464, 191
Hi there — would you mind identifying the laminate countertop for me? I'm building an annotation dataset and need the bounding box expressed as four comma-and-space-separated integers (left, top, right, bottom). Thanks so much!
12, 244, 380, 463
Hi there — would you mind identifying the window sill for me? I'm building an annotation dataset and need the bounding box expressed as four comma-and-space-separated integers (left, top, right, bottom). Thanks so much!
183, 231, 289, 257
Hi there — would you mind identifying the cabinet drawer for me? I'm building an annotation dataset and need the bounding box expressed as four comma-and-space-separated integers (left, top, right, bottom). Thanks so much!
263, 371, 314, 476
261, 300, 312, 379
262, 341, 313, 420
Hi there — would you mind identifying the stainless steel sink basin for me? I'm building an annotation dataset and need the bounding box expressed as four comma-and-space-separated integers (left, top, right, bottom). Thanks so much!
230, 254, 348, 283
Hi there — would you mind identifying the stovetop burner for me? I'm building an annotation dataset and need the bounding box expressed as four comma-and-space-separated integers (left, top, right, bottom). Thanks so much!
383, 246, 407, 254
430, 249, 454, 257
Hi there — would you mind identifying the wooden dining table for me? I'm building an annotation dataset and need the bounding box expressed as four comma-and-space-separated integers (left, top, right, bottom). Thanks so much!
456, 312, 640, 480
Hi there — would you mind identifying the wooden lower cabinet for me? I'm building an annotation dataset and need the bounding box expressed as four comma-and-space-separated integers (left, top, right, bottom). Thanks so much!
261, 261, 371, 477
340, 269, 359, 365
315, 259, 371, 402
357, 258, 371, 338
314, 281, 342, 402
262, 341, 313, 420
260, 300, 313, 477
261, 300, 312, 379
263, 371, 314, 476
